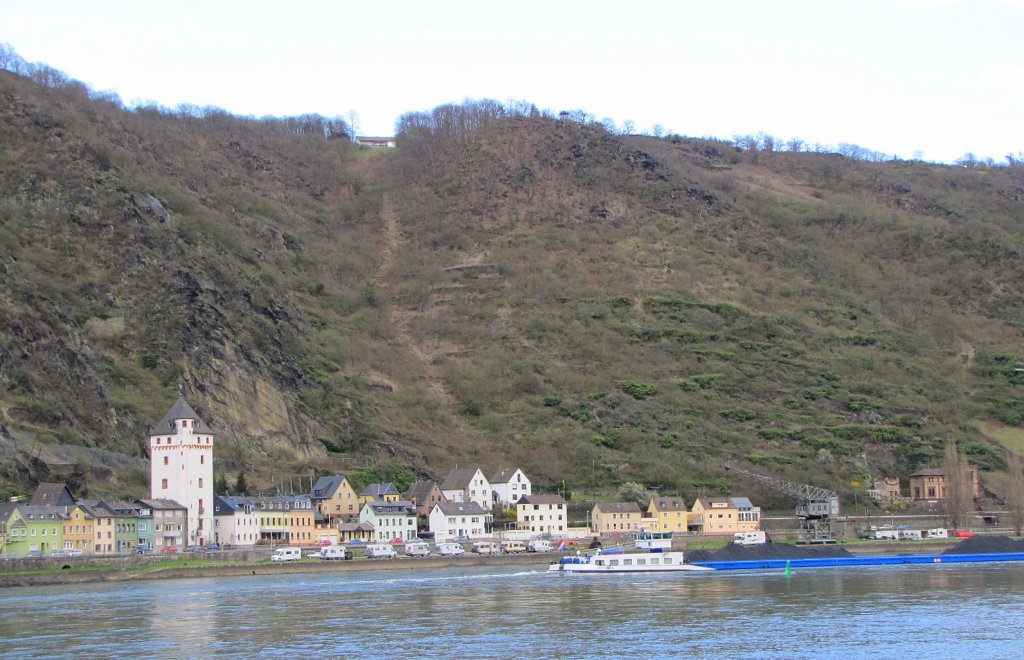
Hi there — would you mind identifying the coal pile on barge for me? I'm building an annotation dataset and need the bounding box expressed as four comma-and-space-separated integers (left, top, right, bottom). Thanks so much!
686, 543, 853, 563
941, 535, 1024, 555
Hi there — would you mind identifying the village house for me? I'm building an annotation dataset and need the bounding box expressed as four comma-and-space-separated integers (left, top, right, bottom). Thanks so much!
141, 499, 188, 550
441, 468, 494, 511
283, 496, 316, 546
355, 135, 396, 148
908, 467, 983, 503
429, 501, 488, 541
249, 496, 293, 545
591, 502, 643, 535
62, 503, 96, 553
358, 482, 402, 505
309, 475, 360, 521
870, 477, 902, 506
7, 505, 66, 556
132, 500, 154, 550
212, 495, 259, 547
690, 496, 761, 535
516, 494, 567, 537
490, 468, 532, 508
359, 500, 418, 542
337, 521, 376, 544
647, 497, 690, 534
405, 480, 446, 517
30, 482, 76, 508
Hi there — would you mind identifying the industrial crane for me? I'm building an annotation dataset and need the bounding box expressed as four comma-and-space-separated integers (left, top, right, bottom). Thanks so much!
724, 463, 840, 543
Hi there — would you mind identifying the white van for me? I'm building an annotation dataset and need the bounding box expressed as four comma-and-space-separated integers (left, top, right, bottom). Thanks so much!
437, 542, 465, 556
321, 546, 348, 560
365, 544, 398, 559
405, 542, 431, 557
527, 539, 553, 553
898, 529, 923, 541
925, 528, 949, 539
472, 541, 499, 555
271, 547, 302, 562
733, 531, 767, 546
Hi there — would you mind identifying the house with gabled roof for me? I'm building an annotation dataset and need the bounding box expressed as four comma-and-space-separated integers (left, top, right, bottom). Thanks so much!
405, 480, 446, 517
30, 482, 76, 508
309, 475, 359, 521
647, 496, 689, 534
358, 482, 401, 505
490, 468, 531, 507
690, 496, 761, 535
441, 468, 493, 511
591, 502, 643, 534
516, 494, 566, 537
137, 499, 187, 550
62, 503, 96, 553
359, 500, 417, 542
429, 501, 488, 541
212, 495, 258, 547
8, 505, 66, 556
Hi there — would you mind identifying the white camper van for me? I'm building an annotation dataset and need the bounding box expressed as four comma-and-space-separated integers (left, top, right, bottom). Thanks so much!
733, 531, 767, 546
405, 542, 431, 557
472, 541, 500, 555
320, 546, 348, 560
271, 547, 302, 562
527, 539, 554, 553
437, 542, 465, 556
365, 544, 398, 559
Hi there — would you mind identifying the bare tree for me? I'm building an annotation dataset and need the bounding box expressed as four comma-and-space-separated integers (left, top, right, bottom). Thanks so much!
1005, 449, 1024, 536
943, 439, 973, 530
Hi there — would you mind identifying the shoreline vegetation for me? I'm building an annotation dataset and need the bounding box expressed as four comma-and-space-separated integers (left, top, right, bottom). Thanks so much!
5, 536, 1019, 589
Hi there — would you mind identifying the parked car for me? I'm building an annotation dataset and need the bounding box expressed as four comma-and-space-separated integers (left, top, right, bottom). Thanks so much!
49, 550, 69, 558
205, 543, 221, 551
67, 548, 84, 557
25, 551, 43, 559
389, 538, 404, 544
306, 551, 323, 559
160, 547, 179, 554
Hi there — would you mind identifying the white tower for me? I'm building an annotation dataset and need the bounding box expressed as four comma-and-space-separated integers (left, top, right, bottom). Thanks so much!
149, 396, 215, 546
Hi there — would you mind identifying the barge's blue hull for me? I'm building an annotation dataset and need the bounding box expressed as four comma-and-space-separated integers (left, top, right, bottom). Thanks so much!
692, 552, 1024, 571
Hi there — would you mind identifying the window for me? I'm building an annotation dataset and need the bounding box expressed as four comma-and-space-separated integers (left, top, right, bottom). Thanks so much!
198, 478, 204, 488
164, 456, 169, 466
162, 479, 168, 489
200, 455, 205, 465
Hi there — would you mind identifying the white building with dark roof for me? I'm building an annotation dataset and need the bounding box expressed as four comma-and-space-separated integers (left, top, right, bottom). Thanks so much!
149, 395, 215, 546
490, 468, 531, 507
428, 501, 488, 541
441, 468, 493, 511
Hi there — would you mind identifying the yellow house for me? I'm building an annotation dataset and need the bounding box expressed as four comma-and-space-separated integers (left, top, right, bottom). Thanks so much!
358, 482, 401, 505
591, 502, 643, 534
647, 497, 689, 534
63, 504, 95, 553
691, 496, 761, 535
310, 475, 360, 521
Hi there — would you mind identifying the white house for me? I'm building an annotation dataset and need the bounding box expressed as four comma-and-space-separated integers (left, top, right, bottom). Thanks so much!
428, 501, 488, 541
359, 500, 418, 542
516, 494, 567, 537
212, 495, 259, 547
149, 396, 214, 546
441, 468, 493, 511
490, 468, 532, 507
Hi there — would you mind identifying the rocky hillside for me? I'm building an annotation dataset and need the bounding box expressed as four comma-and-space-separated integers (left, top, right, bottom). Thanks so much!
2, 68, 1023, 510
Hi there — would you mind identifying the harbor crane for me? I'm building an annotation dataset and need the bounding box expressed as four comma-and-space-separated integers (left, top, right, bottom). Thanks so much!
724, 463, 840, 543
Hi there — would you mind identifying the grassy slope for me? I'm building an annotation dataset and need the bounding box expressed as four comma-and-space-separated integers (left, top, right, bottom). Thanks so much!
1, 74, 1023, 510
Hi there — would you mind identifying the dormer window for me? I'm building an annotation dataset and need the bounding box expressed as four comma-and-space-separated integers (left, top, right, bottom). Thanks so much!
168, 420, 175, 430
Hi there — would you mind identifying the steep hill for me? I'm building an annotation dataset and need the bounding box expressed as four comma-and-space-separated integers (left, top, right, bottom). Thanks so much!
2, 69, 1024, 510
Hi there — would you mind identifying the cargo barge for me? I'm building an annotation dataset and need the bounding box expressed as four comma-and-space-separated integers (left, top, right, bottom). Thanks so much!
692, 551, 1024, 571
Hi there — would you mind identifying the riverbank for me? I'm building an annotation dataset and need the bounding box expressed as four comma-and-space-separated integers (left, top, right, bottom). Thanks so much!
0, 552, 551, 589
4, 536, 1020, 589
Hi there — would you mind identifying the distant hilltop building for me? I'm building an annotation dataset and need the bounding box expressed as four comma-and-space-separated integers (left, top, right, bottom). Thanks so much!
149, 396, 214, 546
355, 136, 396, 148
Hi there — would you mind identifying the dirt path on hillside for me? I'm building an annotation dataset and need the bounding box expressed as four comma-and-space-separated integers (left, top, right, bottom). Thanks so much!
377, 194, 456, 405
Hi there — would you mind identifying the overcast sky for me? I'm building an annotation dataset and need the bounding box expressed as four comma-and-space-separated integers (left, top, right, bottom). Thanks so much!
2, 0, 1021, 163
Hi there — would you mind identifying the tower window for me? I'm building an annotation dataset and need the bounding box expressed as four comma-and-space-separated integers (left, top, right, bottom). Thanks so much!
163, 456, 169, 466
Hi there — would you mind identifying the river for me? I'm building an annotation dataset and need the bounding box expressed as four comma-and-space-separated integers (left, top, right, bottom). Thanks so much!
1, 561, 1023, 658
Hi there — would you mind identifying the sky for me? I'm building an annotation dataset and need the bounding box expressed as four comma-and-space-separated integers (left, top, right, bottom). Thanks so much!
1, 0, 1022, 163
